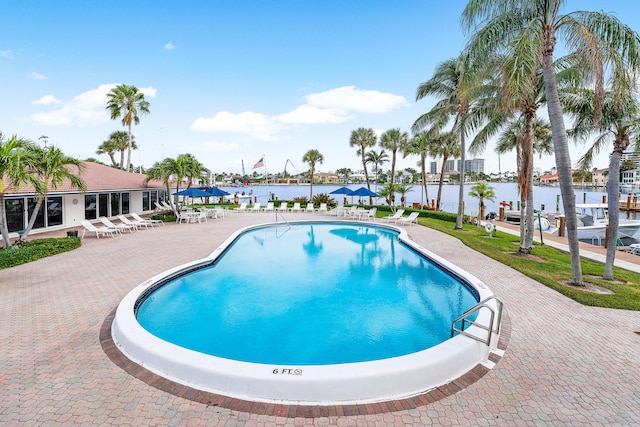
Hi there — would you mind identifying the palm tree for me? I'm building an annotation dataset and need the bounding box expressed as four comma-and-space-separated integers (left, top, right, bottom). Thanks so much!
96, 138, 118, 168
0, 134, 35, 249
403, 130, 436, 207
97, 131, 137, 170
563, 88, 640, 279
469, 181, 496, 227
349, 127, 377, 200
177, 153, 209, 189
106, 84, 150, 173
395, 184, 414, 208
20, 147, 86, 241
379, 129, 408, 190
336, 167, 352, 184
364, 149, 389, 196
145, 158, 178, 213
413, 53, 490, 229
495, 118, 553, 251
431, 131, 461, 211
302, 149, 324, 199
462, 0, 640, 285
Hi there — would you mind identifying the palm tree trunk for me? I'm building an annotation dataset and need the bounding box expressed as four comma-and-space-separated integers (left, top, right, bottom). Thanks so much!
309, 166, 314, 200
421, 154, 429, 206
20, 198, 44, 241
455, 126, 466, 229
119, 150, 125, 170
542, 52, 583, 285
437, 157, 447, 210
126, 124, 133, 172
361, 148, 372, 205
604, 151, 622, 279
0, 192, 11, 249
521, 113, 535, 253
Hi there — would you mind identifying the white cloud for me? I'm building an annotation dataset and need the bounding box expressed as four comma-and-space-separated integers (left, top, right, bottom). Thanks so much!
29, 71, 46, 80
32, 94, 62, 105
190, 85, 409, 140
0, 50, 13, 59
191, 111, 284, 141
304, 86, 410, 114
164, 42, 175, 51
29, 83, 157, 126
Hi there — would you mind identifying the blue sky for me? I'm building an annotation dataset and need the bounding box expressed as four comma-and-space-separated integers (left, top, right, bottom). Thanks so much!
2, 1, 639, 177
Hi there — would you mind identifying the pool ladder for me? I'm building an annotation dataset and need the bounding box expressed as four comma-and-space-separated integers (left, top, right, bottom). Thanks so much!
451, 296, 503, 349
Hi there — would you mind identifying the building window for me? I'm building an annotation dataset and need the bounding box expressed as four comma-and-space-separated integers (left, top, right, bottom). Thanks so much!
5, 199, 24, 232
85, 194, 97, 219
142, 191, 150, 211
99, 194, 109, 218
121, 193, 130, 214
110, 193, 121, 216
47, 197, 63, 226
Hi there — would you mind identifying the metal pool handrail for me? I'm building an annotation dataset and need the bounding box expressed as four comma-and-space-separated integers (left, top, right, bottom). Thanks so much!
451, 296, 503, 348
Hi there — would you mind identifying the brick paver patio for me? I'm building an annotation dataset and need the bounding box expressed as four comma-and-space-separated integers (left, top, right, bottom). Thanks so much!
2, 212, 639, 426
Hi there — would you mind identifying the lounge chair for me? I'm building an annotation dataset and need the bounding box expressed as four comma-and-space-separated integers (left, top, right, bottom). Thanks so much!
79, 220, 116, 239
263, 202, 275, 212
364, 207, 377, 221
381, 209, 405, 222
276, 202, 288, 212
117, 214, 149, 230
234, 203, 247, 212
250, 203, 262, 212
98, 216, 136, 233
305, 203, 315, 213
317, 203, 328, 214
328, 206, 344, 216
397, 211, 420, 226
290, 202, 302, 212
131, 212, 163, 226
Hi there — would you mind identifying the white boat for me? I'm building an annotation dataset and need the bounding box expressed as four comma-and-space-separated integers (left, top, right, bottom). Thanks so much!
552, 203, 640, 243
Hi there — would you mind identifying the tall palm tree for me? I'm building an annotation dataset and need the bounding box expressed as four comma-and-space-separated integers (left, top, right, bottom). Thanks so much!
403, 130, 436, 207
177, 153, 209, 189
364, 149, 389, 195
349, 127, 377, 201
495, 118, 553, 250
302, 149, 324, 199
336, 167, 352, 184
106, 84, 150, 173
413, 53, 490, 229
20, 147, 86, 241
379, 129, 408, 190
0, 134, 36, 249
96, 137, 118, 168
462, 0, 640, 285
563, 88, 640, 279
469, 181, 496, 226
431, 131, 461, 211
97, 131, 137, 170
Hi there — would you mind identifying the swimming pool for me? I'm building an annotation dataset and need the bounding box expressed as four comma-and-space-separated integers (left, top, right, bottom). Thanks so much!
112, 220, 501, 404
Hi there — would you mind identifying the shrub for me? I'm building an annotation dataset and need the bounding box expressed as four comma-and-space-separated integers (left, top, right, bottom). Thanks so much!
292, 196, 309, 205
0, 237, 81, 269
312, 193, 337, 208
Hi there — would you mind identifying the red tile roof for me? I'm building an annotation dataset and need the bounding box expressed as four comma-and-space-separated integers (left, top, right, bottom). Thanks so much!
5, 161, 165, 195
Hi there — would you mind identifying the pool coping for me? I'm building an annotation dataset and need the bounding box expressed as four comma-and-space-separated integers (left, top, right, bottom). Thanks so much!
101, 306, 510, 416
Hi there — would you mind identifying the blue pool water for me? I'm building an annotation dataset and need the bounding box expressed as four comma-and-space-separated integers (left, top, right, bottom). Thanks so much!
136, 223, 479, 365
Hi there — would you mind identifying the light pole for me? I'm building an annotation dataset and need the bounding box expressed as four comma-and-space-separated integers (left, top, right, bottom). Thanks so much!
39, 135, 49, 148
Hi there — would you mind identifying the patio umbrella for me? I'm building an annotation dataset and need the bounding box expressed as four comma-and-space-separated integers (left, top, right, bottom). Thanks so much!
205, 186, 231, 197
173, 188, 212, 206
329, 186, 354, 195
350, 187, 379, 197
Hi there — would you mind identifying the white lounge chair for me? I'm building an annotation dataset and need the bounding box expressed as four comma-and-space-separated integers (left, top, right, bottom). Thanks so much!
117, 214, 149, 229
317, 203, 328, 214
79, 220, 116, 239
364, 207, 377, 221
397, 211, 420, 226
131, 212, 163, 226
263, 202, 275, 212
250, 203, 262, 212
276, 202, 288, 212
328, 206, 344, 216
98, 217, 136, 233
381, 209, 405, 222
305, 203, 315, 213
234, 203, 247, 212
290, 202, 302, 212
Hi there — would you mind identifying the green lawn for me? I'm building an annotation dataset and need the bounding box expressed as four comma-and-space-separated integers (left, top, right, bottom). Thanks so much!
418, 217, 640, 311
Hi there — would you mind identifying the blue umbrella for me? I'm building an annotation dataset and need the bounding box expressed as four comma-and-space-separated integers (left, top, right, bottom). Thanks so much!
204, 186, 230, 197
173, 188, 212, 197
350, 187, 379, 197
329, 186, 354, 195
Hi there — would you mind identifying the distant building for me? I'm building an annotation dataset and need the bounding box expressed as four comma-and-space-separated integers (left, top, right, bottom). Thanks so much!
430, 161, 438, 174
456, 158, 485, 174
591, 168, 608, 187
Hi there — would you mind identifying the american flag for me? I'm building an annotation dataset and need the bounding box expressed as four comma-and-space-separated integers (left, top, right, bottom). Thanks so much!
253, 157, 264, 169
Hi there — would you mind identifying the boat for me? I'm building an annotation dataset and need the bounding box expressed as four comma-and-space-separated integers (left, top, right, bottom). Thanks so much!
501, 209, 552, 230
551, 203, 640, 244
